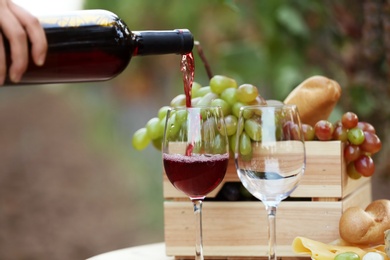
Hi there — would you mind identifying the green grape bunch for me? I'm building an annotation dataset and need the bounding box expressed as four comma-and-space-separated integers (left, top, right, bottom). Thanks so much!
132, 75, 266, 151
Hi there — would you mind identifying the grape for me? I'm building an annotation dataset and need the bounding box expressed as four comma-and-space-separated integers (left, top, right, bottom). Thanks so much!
211, 98, 231, 117
158, 106, 170, 120
212, 134, 228, 154
232, 102, 246, 118
166, 113, 181, 139
239, 132, 252, 156
357, 121, 376, 134
334, 120, 342, 127
347, 127, 365, 145
192, 86, 211, 98
314, 120, 334, 141
354, 155, 375, 177
146, 117, 163, 140
209, 75, 237, 94
170, 94, 186, 107
242, 109, 255, 120
159, 115, 167, 134
344, 144, 361, 162
195, 92, 218, 107
152, 137, 162, 151
347, 162, 362, 180
217, 118, 228, 136
248, 95, 267, 105
360, 131, 382, 154
223, 115, 238, 136
332, 125, 348, 142
236, 116, 244, 136
191, 97, 201, 106
362, 252, 383, 260
132, 128, 151, 150
283, 121, 301, 140
301, 124, 315, 141
335, 252, 360, 260
244, 119, 262, 141
220, 88, 238, 105
191, 82, 202, 97
275, 125, 284, 141
202, 118, 217, 143
341, 112, 359, 129
236, 84, 259, 103
175, 109, 188, 124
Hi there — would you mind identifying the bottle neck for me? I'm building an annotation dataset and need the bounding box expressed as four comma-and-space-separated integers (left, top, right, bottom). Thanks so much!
132, 29, 194, 56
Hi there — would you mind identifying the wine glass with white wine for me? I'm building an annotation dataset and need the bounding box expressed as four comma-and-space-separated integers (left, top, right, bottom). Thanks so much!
235, 104, 306, 260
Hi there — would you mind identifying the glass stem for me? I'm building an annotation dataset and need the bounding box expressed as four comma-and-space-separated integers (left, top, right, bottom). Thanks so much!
266, 205, 277, 260
192, 199, 204, 260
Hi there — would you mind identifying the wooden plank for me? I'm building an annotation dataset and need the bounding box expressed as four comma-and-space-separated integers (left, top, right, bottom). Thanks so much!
342, 181, 372, 211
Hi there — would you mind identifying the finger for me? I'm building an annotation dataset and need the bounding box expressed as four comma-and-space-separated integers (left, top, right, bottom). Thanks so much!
0, 10, 27, 83
10, 3, 47, 66
0, 33, 6, 85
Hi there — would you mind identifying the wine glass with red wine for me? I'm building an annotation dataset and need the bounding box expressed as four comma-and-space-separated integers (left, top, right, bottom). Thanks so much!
162, 106, 229, 260
235, 104, 306, 260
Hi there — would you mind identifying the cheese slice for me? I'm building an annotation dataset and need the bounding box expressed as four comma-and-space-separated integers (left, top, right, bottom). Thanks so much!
292, 237, 388, 260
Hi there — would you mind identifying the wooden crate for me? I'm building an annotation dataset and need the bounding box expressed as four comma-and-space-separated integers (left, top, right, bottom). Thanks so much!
163, 141, 372, 259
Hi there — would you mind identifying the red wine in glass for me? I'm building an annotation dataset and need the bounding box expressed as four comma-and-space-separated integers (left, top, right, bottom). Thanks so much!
163, 153, 229, 199
162, 106, 229, 260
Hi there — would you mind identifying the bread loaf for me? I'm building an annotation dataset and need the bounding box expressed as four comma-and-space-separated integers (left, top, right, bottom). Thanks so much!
339, 200, 390, 246
284, 76, 342, 126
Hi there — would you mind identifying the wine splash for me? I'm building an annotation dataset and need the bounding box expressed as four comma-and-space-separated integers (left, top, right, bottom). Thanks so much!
181, 52, 195, 108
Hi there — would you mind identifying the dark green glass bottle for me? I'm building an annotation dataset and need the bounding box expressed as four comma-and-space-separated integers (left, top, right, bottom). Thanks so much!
4, 9, 194, 85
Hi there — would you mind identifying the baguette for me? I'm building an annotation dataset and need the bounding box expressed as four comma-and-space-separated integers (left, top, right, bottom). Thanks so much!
339, 200, 390, 246
284, 76, 342, 126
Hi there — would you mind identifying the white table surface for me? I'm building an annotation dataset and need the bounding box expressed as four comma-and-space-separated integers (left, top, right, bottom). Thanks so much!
86, 243, 174, 260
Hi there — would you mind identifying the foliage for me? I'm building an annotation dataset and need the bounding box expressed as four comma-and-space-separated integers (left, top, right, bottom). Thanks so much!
83, 0, 328, 100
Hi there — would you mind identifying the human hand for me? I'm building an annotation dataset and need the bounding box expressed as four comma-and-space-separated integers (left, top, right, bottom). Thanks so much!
0, 0, 47, 85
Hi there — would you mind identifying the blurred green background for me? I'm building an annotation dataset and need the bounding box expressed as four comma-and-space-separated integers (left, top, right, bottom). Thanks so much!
0, 0, 389, 259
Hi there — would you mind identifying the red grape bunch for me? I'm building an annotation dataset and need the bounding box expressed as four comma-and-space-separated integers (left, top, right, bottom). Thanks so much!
302, 112, 382, 179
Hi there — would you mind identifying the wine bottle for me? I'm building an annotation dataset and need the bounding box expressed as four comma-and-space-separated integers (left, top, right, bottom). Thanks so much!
3, 9, 194, 85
